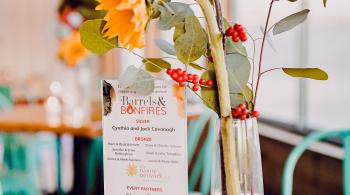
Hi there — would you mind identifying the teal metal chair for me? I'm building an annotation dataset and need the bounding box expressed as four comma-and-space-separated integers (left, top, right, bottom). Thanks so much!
282, 129, 350, 195
0, 86, 41, 195
188, 113, 216, 195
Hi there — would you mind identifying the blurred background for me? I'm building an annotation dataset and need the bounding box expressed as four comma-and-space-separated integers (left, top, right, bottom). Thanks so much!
0, 0, 349, 195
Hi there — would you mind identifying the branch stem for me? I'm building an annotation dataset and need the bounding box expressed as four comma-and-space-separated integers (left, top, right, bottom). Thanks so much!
196, 0, 240, 194
253, 0, 276, 108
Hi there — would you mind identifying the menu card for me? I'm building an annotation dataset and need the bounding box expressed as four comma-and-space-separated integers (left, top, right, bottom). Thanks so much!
102, 80, 188, 195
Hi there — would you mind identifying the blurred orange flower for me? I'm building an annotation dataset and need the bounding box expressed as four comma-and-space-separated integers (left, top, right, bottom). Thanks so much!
57, 31, 87, 67
96, 0, 148, 50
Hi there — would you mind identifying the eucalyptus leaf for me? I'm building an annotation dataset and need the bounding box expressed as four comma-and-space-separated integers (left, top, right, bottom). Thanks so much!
282, 68, 328, 80
223, 17, 232, 30
173, 22, 185, 42
174, 16, 208, 64
323, 0, 328, 7
260, 26, 277, 52
230, 85, 253, 108
142, 58, 171, 73
189, 62, 205, 70
119, 65, 155, 95
273, 9, 310, 35
154, 39, 176, 55
226, 53, 251, 93
200, 70, 219, 114
225, 38, 248, 57
79, 19, 118, 54
157, 2, 194, 30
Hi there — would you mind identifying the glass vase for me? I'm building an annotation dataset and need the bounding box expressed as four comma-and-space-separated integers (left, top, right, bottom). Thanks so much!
211, 118, 264, 195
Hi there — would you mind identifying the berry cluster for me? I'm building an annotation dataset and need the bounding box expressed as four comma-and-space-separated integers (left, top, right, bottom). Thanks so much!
232, 103, 260, 120
166, 68, 213, 91
225, 23, 248, 42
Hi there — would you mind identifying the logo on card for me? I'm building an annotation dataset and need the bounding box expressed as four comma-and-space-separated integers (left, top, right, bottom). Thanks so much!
120, 96, 167, 115
126, 163, 138, 177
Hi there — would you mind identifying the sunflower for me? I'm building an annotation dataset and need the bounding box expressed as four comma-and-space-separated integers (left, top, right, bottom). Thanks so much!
57, 31, 87, 67
96, 0, 148, 50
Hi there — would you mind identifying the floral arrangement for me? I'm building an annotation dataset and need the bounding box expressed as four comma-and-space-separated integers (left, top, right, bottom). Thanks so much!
79, 0, 328, 194
57, 0, 105, 67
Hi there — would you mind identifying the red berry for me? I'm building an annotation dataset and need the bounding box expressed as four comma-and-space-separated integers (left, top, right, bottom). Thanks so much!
236, 25, 243, 32
232, 30, 239, 37
240, 34, 248, 42
177, 76, 184, 82
225, 27, 235, 36
193, 74, 199, 80
242, 108, 249, 115
233, 24, 240, 30
232, 36, 240, 42
206, 80, 213, 87
239, 103, 246, 109
192, 78, 199, 84
235, 107, 242, 113
240, 114, 247, 120
183, 74, 188, 81
179, 82, 186, 87
232, 111, 240, 118
252, 110, 260, 118
192, 85, 200, 91
166, 69, 173, 75
199, 79, 206, 85
187, 74, 193, 81
171, 72, 178, 80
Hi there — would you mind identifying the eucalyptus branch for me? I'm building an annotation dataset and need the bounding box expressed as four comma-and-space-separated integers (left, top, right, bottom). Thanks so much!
196, 0, 241, 194
260, 67, 282, 76
253, 0, 276, 108
117, 47, 164, 71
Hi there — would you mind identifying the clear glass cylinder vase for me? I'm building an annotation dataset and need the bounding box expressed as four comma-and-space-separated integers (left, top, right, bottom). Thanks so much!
211, 118, 264, 195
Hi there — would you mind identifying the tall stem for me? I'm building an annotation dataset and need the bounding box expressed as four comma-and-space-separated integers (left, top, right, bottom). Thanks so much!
253, 0, 275, 107
196, 0, 240, 194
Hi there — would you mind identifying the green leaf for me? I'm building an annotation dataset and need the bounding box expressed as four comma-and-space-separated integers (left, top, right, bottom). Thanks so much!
142, 58, 171, 73
230, 85, 253, 108
323, 0, 328, 7
223, 17, 232, 30
119, 65, 155, 95
282, 68, 328, 80
200, 70, 219, 114
226, 53, 251, 93
157, 2, 194, 30
154, 39, 176, 56
79, 19, 118, 54
273, 9, 310, 35
188, 62, 205, 70
174, 16, 208, 64
173, 22, 185, 42
225, 38, 248, 57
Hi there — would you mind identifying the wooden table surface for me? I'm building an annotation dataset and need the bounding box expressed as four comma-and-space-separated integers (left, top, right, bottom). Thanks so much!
0, 103, 102, 138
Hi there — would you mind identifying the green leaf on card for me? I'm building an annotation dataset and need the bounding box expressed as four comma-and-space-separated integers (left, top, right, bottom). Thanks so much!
119, 65, 155, 95
79, 19, 118, 54
174, 16, 208, 64
273, 9, 310, 35
142, 58, 171, 73
282, 68, 328, 80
